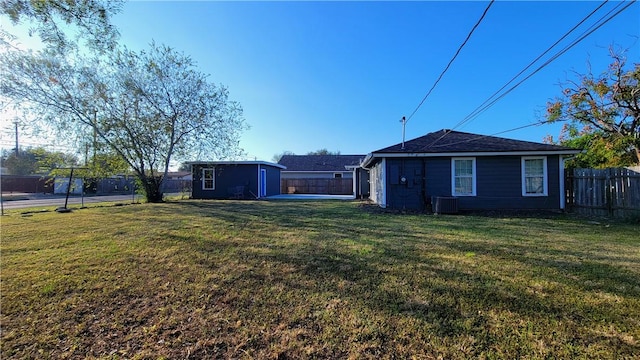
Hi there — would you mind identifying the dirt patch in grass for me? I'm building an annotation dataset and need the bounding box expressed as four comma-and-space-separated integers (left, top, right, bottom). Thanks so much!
1, 200, 639, 358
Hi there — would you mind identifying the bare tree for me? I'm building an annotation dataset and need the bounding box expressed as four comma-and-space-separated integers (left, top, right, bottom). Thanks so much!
272, 151, 295, 163
306, 149, 341, 156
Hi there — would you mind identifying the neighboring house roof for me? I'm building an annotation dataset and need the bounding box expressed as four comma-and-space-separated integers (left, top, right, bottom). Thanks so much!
278, 155, 366, 172
363, 129, 580, 167
166, 171, 191, 179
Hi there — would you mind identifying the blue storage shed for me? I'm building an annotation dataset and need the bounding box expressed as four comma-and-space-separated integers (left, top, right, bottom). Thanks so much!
189, 161, 285, 200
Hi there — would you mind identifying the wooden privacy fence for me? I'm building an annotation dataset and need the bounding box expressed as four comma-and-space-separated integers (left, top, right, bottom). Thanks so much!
282, 178, 353, 195
566, 168, 640, 217
0, 175, 54, 193
162, 179, 192, 193
0, 176, 191, 195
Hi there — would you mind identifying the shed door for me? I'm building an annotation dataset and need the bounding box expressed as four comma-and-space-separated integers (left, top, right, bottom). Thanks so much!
260, 168, 267, 197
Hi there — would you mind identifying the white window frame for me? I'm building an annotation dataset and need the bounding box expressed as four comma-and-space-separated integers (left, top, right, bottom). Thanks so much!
451, 157, 476, 196
202, 168, 215, 190
521, 156, 548, 196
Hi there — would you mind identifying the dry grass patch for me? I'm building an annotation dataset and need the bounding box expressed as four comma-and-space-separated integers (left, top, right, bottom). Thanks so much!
1, 200, 639, 359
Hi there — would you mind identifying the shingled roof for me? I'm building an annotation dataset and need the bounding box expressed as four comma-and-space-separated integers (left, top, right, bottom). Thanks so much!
278, 155, 366, 172
373, 129, 578, 154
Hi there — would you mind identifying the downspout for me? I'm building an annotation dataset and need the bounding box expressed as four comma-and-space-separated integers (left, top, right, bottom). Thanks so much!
358, 169, 363, 199
380, 158, 387, 208
559, 155, 576, 211
352, 167, 357, 198
190, 163, 194, 199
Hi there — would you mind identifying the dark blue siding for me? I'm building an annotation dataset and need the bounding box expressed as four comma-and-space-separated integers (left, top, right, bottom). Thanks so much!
191, 163, 282, 199
262, 164, 281, 197
385, 158, 427, 210
425, 158, 451, 199
192, 164, 257, 199
461, 156, 561, 210
356, 168, 370, 198
384, 155, 563, 211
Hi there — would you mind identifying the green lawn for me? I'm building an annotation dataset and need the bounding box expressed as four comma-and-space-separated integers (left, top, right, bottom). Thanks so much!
1, 200, 639, 359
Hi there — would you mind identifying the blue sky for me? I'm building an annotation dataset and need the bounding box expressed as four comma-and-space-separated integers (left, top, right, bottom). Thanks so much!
2, 1, 639, 163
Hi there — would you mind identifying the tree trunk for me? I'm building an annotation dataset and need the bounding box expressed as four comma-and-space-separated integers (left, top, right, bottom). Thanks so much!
140, 175, 163, 203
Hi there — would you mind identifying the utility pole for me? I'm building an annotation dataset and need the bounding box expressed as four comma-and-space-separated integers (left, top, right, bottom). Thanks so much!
85, 143, 89, 167
14, 121, 19, 156
92, 110, 97, 168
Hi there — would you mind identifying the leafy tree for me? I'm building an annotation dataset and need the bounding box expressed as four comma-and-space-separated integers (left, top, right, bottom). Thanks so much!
83, 149, 130, 177
545, 124, 636, 169
1, 0, 122, 53
1, 3, 244, 201
546, 49, 640, 165
1, 149, 36, 175
32, 147, 79, 172
272, 150, 295, 163
306, 148, 341, 156
1, 43, 245, 202
1, 147, 79, 175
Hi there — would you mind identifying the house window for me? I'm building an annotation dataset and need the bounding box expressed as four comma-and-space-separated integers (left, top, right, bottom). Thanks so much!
334, 173, 343, 178
452, 158, 476, 196
522, 157, 547, 196
202, 168, 215, 190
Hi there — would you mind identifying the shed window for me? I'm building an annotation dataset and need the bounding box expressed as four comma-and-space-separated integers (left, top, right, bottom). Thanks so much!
334, 173, 343, 178
522, 157, 547, 196
452, 158, 476, 196
202, 168, 215, 190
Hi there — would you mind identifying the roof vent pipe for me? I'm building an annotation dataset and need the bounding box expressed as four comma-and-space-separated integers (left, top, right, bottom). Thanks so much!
400, 116, 406, 150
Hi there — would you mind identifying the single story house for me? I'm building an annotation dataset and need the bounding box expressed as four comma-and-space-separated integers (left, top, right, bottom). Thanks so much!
162, 171, 192, 193
361, 129, 581, 212
166, 171, 192, 181
278, 154, 365, 179
278, 154, 369, 197
189, 161, 285, 200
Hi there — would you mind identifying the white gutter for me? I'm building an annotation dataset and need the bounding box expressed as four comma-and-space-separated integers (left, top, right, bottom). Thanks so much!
185, 160, 286, 170
281, 170, 350, 173
380, 158, 387, 208
360, 153, 374, 168
352, 167, 357, 196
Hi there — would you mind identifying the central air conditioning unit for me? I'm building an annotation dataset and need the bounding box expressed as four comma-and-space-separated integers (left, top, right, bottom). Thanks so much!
433, 196, 459, 214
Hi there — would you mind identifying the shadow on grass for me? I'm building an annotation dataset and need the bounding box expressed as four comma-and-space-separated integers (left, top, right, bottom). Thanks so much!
152, 200, 639, 351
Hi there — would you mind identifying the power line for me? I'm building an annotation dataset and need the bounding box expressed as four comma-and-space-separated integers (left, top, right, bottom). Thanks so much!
455, 0, 630, 130
405, 0, 495, 123
460, 0, 633, 126
425, 0, 635, 149
429, 120, 554, 149
450, 0, 612, 131
0, 140, 80, 152
436, 101, 629, 149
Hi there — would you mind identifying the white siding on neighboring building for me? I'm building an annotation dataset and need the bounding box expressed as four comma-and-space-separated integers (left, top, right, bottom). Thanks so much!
369, 159, 386, 208
54, 178, 83, 194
